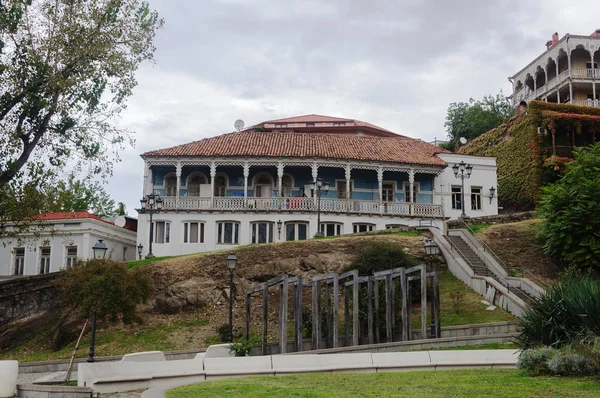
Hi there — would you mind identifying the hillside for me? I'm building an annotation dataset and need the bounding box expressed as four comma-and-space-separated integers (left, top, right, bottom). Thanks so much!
0, 232, 517, 362
460, 101, 600, 210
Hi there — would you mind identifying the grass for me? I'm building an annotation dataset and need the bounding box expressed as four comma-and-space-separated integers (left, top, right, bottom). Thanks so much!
0, 317, 209, 363
466, 223, 493, 234
127, 256, 174, 269
433, 342, 518, 350
165, 369, 600, 397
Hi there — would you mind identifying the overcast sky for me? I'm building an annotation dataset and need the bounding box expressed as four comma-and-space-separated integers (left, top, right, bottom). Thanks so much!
107, 0, 600, 215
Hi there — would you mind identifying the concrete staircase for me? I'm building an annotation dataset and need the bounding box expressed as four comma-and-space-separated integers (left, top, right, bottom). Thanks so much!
446, 234, 534, 303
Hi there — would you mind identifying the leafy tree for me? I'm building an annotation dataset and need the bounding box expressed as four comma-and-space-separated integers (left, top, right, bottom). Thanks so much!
538, 143, 600, 270
44, 175, 118, 218
444, 92, 513, 151
0, 0, 163, 189
115, 202, 127, 216
348, 241, 418, 276
54, 259, 154, 324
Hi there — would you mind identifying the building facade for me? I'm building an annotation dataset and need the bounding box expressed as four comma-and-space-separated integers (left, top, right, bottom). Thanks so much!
510, 30, 600, 108
138, 115, 498, 257
0, 212, 137, 277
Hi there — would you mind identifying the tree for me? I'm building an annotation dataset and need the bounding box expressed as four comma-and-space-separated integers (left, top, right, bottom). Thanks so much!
538, 143, 600, 270
0, 0, 163, 189
44, 175, 118, 218
54, 259, 153, 324
443, 93, 513, 151
115, 202, 127, 216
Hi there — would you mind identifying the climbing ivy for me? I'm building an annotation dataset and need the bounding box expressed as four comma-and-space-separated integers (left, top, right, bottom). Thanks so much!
459, 101, 600, 210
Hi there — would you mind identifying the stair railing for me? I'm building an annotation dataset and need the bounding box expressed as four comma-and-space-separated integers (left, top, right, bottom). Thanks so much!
443, 235, 533, 301
456, 218, 547, 289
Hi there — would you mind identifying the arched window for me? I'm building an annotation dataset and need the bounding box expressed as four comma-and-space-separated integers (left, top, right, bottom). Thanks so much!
282, 174, 294, 197
164, 173, 177, 196
214, 173, 228, 197
187, 172, 207, 197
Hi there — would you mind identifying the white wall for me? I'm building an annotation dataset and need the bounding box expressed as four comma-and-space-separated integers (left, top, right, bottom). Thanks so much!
436, 154, 499, 220
136, 212, 444, 258
0, 220, 137, 276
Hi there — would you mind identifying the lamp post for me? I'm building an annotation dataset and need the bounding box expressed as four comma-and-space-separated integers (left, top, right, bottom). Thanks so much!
140, 194, 163, 258
424, 238, 440, 339
88, 240, 108, 363
137, 243, 144, 260
489, 186, 496, 204
310, 177, 330, 238
452, 161, 473, 218
226, 252, 238, 343
277, 220, 283, 240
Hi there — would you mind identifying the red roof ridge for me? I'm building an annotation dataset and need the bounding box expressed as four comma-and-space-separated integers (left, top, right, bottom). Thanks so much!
33, 212, 114, 225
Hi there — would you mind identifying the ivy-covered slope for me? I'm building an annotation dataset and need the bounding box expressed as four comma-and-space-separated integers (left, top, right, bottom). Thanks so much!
459, 101, 600, 210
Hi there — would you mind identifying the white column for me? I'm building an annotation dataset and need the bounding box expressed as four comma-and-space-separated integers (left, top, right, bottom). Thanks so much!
377, 167, 383, 215
557, 90, 561, 103
175, 162, 182, 210
567, 41, 573, 102
210, 162, 216, 208
345, 164, 351, 211
243, 162, 249, 207
143, 162, 153, 196
311, 163, 319, 209
409, 168, 415, 216
277, 162, 284, 197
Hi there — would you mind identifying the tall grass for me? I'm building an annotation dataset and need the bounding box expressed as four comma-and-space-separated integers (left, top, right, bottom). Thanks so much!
518, 277, 600, 348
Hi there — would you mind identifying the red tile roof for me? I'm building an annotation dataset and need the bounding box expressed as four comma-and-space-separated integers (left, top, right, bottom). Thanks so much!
252, 114, 399, 136
34, 212, 113, 224
142, 131, 448, 167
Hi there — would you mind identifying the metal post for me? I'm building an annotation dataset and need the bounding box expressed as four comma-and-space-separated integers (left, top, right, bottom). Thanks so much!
430, 277, 436, 339
317, 189, 322, 236
148, 212, 154, 258
228, 269, 234, 343
460, 174, 466, 218
87, 311, 97, 363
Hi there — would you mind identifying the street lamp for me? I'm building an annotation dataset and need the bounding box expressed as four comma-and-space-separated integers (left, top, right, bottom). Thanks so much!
140, 194, 163, 258
424, 238, 440, 339
310, 177, 330, 238
453, 161, 473, 218
277, 220, 283, 240
88, 239, 107, 363
489, 186, 496, 204
92, 239, 108, 259
137, 243, 144, 260
226, 252, 238, 343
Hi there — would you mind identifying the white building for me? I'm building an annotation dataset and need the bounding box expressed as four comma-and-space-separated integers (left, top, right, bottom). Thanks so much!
0, 212, 137, 277
510, 30, 600, 107
138, 115, 499, 257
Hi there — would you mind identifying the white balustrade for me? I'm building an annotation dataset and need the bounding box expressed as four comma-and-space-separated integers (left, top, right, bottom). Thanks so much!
571, 99, 600, 108
149, 194, 443, 218
571, 68, 598, 79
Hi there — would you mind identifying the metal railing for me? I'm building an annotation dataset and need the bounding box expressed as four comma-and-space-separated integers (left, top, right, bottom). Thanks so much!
457, 218, 547, 289
443, 235, 533, 301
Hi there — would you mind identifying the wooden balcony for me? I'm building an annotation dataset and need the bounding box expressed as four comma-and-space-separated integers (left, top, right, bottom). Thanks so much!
160, 196, 444, 218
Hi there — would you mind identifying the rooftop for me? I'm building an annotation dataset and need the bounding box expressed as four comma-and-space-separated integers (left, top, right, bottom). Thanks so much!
33, 212, 113, 224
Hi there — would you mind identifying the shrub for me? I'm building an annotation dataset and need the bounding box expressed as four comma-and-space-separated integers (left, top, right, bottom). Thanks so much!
519, 346, 596, 376
518, 277, 600, 348
215, 323, 230, 342
538, 143, 600, 270
518, 347, 557, 376
547, 352, 591, 376
53, 259, 153, 324
348, 241, 418, 276
229, 334, 260, 357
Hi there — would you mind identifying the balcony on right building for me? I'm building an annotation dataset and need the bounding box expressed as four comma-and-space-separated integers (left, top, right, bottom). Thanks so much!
510, 30, 600, 108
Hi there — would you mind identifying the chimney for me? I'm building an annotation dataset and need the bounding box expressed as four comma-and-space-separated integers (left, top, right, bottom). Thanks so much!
593, 29, 600, 37
552, 32, 559, 44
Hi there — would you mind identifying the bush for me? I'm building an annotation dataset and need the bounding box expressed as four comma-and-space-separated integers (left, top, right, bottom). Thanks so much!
229, 334, 260, 357
215, 323, 230, 342
538, 143, 600, 270
348, 241, 418, 276
518, 277, 600, 348
518, 346, 596, 376
53, 259, 153, 324
517, 347, 557, 376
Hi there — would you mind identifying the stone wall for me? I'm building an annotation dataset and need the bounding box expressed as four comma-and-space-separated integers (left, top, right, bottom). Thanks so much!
447, 211, 537, 229
0, 273, 61, 349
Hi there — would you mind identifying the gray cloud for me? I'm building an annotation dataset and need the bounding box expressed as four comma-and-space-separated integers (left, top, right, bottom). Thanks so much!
107, 0, 600, 214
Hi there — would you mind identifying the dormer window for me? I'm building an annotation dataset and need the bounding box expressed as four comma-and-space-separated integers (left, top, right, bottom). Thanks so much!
306, 123, 315, 127
333, 122, 345, 126
275, 123, 287, 128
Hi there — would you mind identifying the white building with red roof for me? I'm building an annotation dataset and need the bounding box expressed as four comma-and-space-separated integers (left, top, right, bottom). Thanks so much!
0, 212, 137, 277
139, 115, 498, 257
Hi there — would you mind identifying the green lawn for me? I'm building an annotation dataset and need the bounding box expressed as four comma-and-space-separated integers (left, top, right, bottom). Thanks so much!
166, 369, 600, 397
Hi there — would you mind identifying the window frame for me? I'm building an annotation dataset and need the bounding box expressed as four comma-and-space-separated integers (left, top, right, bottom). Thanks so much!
186, 172, 208, 197
164, 172, 177, 196
284, 221, 309, 241
451, 185, 462, 210
382, 181, 395, 202
335, 179, 353, 199
154, 221, 171, 244
65, 246, 78, 269
39, 246, 51, 274
251, 221, 274, 244
320, 222, 343, 237
183, 221, 205, 244
13, 247, 25, 275
217, 221, 240, 245
471, 186, 482, 211
352, 223, 376, 234
402, 182, 420, 203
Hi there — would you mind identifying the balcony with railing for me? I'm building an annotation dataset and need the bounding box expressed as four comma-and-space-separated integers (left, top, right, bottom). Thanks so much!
161, 196, 443, 218
571, 99, 600, 108
571, 68, 600, 79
